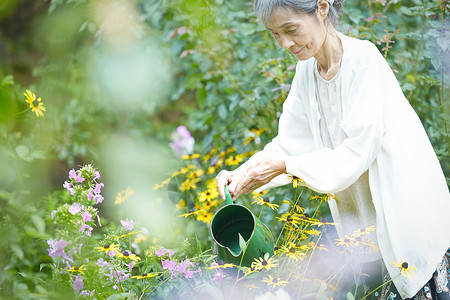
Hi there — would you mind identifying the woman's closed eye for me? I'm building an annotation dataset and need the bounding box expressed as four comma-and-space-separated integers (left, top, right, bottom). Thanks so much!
287, 27, 297, 34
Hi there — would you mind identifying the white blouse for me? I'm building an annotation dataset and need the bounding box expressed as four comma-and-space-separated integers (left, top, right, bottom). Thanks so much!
249, 33, 450, 299
314, 62, 381, 262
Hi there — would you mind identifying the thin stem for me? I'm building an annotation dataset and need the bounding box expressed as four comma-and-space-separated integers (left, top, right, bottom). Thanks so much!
360, 273, 401, 300
1, 108, 30, 121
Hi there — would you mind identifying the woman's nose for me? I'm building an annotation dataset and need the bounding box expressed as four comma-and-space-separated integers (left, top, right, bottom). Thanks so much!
280, 36, 294, 49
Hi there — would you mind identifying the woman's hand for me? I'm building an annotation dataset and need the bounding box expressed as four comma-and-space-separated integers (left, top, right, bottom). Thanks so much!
216, 156, 286, 201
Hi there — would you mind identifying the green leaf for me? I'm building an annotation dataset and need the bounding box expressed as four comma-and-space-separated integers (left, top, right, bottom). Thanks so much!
15, 145, 30, 161
347, 292, 355, 300
238, 233, 247, 252
31, 215, 46, 234
106, 293, 135, 300
1, 75, 14, 86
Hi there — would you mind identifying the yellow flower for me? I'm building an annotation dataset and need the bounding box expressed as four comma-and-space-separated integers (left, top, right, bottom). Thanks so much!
252, 196, 279, 210
133, 233, 148, 244
251, 253, 278, 271
198, 189, 219, 202
24, 89, 46, 117
351, 225, 376, 238
243, 283, 259, 290
180, 177, 200, 191
114, 187, 134, 204
206, 178, 217, 190
175, 199, 186, 209
308, 241, 328, 251
276, 213, 300, 226
243, 128, 265, 145
208, 262, 236, 269
187, 169, 204, 179
94, 243, 120, 253
203, 147, 219, 162
392, 259, 418, 279
67, 265, 84, 274
305, 229, 321, 236
153, 178, 171, 190
280, 243, 307, 260
335, 235, 355, 247
252, 190, 268, 197
132, 272, 158, 279
115, 230, 143, 240
179, 210, 201, 218
225, 154, 244, 166
261, 275, 288, 288
116, 250, 141, 262
196, 211, 214, 224
287, 174, 303, 188
200, 199, 220, 211
181, 153, 200, 160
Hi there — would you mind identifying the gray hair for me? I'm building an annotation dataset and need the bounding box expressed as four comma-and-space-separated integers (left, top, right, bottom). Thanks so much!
254, 0, 344, 27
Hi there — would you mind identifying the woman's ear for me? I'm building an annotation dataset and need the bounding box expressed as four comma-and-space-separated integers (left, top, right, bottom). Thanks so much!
316, 0, 330, 21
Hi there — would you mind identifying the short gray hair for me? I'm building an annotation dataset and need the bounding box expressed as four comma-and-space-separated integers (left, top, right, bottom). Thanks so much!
254, 0, 344, 27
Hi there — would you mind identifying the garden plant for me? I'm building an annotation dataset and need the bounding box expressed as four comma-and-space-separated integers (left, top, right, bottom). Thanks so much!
0, 0, 448, 299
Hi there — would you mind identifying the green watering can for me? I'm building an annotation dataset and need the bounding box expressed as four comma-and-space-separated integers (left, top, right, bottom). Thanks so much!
210, 186, 274, 267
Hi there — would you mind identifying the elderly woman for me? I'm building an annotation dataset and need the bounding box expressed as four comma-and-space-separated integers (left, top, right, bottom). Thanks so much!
215, 0, 450, 298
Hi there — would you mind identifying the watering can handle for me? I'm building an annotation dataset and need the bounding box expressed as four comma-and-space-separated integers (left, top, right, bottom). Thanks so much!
224, 186, 233, 205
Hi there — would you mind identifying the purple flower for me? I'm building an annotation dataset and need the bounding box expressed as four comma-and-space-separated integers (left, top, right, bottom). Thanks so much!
184, 258, 194, 267
162, 259, 177, 272
94, 183, 104, 194
184, 268, 194, 278
82, 211, 92, 222
94, 195, 104, 205
128, 261, 135, 273
69, 169, 76, 179
176, 125, 192, 139
155, 246, 166, 257
75, 175, 84, 183
47, 239, 67, 258
63, 181, 71, 190
80, 290, 94, 297
51, 210, 56, 219
120, 219, 135, 231
94, 171, 101, 179
167, 249, 175, 258
108, 250, 116, 258
170, 125, 194, 157
197, 267, 202, 277
79, 224, 93, 236
87, 192, 93, 201
73, 275, 83, 294
68, 203, 81, 215
97, 258, 109, 268
176, 261, 187, 274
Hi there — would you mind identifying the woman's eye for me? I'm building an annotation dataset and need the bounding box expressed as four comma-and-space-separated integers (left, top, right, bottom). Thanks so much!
287, 28, 297, 34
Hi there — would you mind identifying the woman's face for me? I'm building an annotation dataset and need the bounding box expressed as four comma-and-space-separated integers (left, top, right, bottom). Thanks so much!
266, 7, 327, 61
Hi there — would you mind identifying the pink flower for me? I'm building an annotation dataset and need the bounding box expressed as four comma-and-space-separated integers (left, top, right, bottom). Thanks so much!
108, 250, 116, 258
94, 171, 100, 179
73, 275, 83, 294
79, 224, 93, 236
161, 259, 177, 271
94, 195, 104, 204
94, 183, 104, 194
87, 192, 93, 201
69, 169, 76, 179
51, 210, 56, 219
120, 219, 135, 231
47, 239, 67, 258
128, 261, 135, 273
75, 175, 84, 183
197, 267, 202, 277
68, 203, 81, 215
82, 211, 92, 222
184, 268, 194, 278
155, 246, 166, 257
167, 249, 175, 258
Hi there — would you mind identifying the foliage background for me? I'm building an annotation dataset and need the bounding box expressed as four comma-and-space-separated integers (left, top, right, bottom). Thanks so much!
0, 0, 448, 298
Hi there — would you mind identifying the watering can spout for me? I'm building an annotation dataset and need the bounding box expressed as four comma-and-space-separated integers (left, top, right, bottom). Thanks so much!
210, 186, 274, 267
